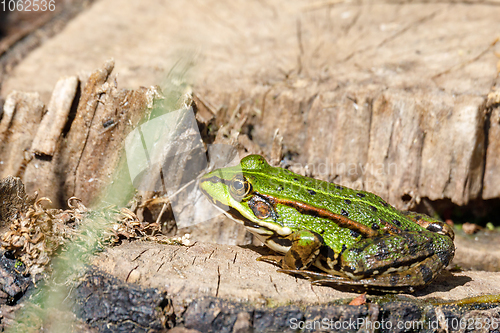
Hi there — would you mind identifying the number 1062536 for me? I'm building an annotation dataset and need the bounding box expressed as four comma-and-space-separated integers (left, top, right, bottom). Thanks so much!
1, 0, 55, 12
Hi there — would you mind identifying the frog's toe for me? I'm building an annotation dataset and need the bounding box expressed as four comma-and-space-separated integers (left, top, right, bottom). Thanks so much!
257, 255, 284, 267
311, 278, 417, 294
276, 269, 336, 281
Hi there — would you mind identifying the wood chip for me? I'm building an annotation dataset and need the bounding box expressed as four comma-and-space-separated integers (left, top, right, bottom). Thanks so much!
31, 76, 78, 157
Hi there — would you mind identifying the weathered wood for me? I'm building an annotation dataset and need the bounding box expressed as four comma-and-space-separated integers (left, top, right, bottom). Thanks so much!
194, 2, 500, 209
2, 0, 500, 210
203, 86, 489, 209
22, 61, 160, 207
92, 241, 500, 308
0, 0, 497, 277
0, 91, 44, 178
0, 2, 499, 330
31, 76, 79, 157
367, 92, 485, 207
70, 84, 157, 206
60, 60, 115, 203
0, 0, 100, 106
483, 75, 500, 200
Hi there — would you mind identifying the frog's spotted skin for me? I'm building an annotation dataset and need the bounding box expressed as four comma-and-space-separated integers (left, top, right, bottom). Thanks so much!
200, 155, 455, 293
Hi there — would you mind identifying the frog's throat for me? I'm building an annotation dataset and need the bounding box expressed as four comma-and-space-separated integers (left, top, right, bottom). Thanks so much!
255, 192, 380, 238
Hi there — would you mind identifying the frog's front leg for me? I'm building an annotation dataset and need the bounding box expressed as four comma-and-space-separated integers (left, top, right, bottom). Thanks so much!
257, 230, 323, 270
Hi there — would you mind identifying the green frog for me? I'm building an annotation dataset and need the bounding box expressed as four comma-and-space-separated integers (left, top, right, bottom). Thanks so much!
199, 155, 455, 293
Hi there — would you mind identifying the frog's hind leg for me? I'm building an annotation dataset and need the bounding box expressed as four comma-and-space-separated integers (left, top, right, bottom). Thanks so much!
300, 253, 448, 293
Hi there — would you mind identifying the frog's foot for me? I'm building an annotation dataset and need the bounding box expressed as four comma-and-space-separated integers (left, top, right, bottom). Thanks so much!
277, 268, 418, 293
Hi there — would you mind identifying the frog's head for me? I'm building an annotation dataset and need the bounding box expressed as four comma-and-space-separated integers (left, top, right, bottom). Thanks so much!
199, 164, 252, 210
199, 155, 267, 207
199, 155, 292, 237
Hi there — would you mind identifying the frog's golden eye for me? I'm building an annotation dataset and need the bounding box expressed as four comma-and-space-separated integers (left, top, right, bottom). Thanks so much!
229, 175, 252, 201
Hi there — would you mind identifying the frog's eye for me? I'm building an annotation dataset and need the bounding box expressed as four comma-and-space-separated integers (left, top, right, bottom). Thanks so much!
229, 175, 252, 201
426, 222, 455, 240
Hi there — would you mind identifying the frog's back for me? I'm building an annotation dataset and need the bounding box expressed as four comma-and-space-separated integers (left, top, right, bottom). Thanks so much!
241, 155, 422, 233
